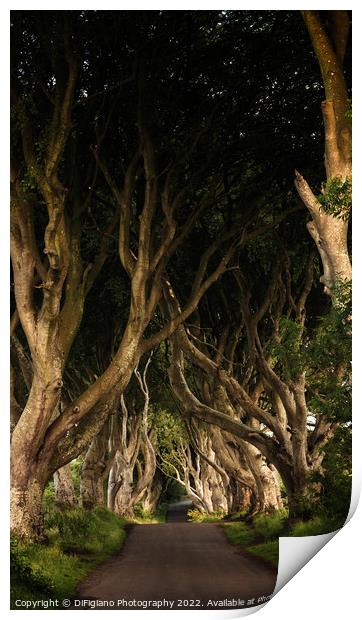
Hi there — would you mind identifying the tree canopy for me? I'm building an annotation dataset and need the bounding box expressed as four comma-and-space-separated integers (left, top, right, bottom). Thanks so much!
10, 10, 351, 542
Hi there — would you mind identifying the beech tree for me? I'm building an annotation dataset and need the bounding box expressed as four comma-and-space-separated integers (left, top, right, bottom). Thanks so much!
156, 410, 227, 514
295, 10, 351, 294
11, 12, 250, 539
10, 10, 352, 538
141, 472, 163, 514
80, 415, 118, 510
53, 464, 77, 510
165, 236, 349, 519
108, 360, 156, 517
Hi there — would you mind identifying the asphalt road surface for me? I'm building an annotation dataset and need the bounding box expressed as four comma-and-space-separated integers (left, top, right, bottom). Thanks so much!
75, 502, 277, 610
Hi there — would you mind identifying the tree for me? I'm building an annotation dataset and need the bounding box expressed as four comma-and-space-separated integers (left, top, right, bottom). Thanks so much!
108, 360, 156, 517
80, 415, 118, 510
295, 11, 351, 295
10, 9, 352, 538
11, 13, 111, 539
53, 464, 77, 510
10, 12, 244, 539
165, 235, 349, 519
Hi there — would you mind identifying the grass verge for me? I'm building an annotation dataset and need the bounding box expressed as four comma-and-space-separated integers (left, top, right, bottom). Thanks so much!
222, 509, 341, 569
247, 541, 279, 566
11, 506, 126, 609
187, 508, 226, 523
222, 519, 279, 567
288, 516, 339, 537
129, 502, 169, 524
222, 522, 257, 546
222, 509, 286, 568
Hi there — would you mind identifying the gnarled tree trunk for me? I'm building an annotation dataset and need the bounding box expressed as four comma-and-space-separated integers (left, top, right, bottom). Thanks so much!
54, 464, 77, 510
11, 465, 49, 542
295, 10, 351, 295
109, 359, 156, 517
80, 413, 119, 509
142, 472, 163, 514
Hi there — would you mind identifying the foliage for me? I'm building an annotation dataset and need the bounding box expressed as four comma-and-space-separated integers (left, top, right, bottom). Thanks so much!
222, 522, 257, 546
11, 507, 126, 608
42, 460, 82, 516
318, 176, 352, 220
45, 506, 126, 554
162, 479, 186, 503
70, 458, 83, 498
187, 508, 226, 523
154, 409, 189, 479
268, 317, 305, 380
307, 282, 351, 423
131, 502, 168, 524
11, 536, 54, 604
230, 510, 250, 520
252, 509, 288, 541
42, 480, 56, 514
12, 542, 88, 606
10, 9, 352, 562
222, 521, 279, 566
313, 426, 352, 525
223, 510, 339, 568
289, 516, 337, 537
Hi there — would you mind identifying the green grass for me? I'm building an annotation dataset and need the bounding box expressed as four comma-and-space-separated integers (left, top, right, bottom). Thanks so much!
222, 510, 339, 569
247, 541, 279, 567
222, 519, 279, 567
11, 506, 126, 609
187, 508, 226, 523
13, 543, 92, 601
229, 510, 249, 520
222, 522, 255, 547
222, 522, 257, 546
130, 502, 168, 524
222, 514, 284, 566
252, 509, 288, 541
288, 516, 338, 537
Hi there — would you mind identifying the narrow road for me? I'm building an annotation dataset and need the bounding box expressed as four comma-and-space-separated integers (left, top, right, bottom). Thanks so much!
75, 502, 277, 610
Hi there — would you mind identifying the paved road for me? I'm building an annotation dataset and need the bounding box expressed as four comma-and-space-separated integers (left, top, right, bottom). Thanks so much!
166, 499, 192, 522
75, 502, 277, 610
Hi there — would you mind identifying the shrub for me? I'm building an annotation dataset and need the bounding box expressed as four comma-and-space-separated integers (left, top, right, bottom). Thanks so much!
133, 505, 153, 520
45, 506, 126, 554
230, 510, 249, 520
222, 522, 279, 568
11, 507, 127, 608
131, 502, 168, 523
252, 509, 288, 541
18, 544, 87, 600
222, 522, 256, 546
42, 481, 56, 515
314, 427, 352, 525
11, 536, 54, 603
289, 516, 337, 537
155, 502, 169, 522
187, 508, 226, 523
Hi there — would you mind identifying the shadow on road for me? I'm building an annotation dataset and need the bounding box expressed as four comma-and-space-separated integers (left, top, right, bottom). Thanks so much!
74, 499, 277, 609
166, 500, 192, 523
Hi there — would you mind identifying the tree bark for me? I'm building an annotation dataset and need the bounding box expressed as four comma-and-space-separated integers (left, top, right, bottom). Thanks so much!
54, 464, 77, 509
79, 414, 118, 510
295, 11, 351, 295
110, 360, 157, 516
164, 264, 335, 519
10, 467, 48, 542
142, 472, 163, 514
